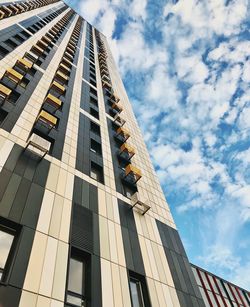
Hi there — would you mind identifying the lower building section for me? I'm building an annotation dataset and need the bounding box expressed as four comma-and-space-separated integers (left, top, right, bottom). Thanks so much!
0, 137, 249, 307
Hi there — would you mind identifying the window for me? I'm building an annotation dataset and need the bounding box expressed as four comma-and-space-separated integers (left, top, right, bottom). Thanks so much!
130, 277, 145, 307
89, 78, 96, 87
66, 250, 89, 307
90, 121, 100, 136
129, 272, 150, 307
90, 162, 104, 183
4, 39, 18, 49
0, 227, 15, 281
90, 107, 99, 119
13, 34, 25, 43
123, 183, 137, 199
19, 77, 30, 89
20, 31, 31, 39
89, 87, 97, 97
0, 109, 8, 125
90, 96, 98, 107
90, 139, 102, 155
8, 90, 20, 104
0, 46, 9, 59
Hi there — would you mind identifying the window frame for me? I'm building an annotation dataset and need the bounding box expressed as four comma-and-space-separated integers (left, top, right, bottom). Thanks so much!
66, 248, 91, 307
128, 271, 151, 307
0, 220, 20, 284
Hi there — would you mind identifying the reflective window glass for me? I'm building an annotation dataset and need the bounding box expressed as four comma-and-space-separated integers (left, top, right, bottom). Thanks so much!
130, 278, 145, 307
0, 229, 14, 280
68, 257, 85, 295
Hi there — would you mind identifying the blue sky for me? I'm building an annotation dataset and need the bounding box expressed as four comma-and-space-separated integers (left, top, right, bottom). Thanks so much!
65, 0, 250, 289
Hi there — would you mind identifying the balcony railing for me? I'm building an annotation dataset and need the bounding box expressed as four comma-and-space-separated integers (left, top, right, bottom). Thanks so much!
115, 127, 130, 142
119, 143, 135, 160
36, 110, 57, 131
26, 133, 51, 158
114, 114, 126, 127
44, 93, 62, 111
131, 192, 150, 215
0, 83, 12, 105
16, 58, 33, 71
5, 68, 23, 84
50, 81, 65, 95
122, 164, 142, 184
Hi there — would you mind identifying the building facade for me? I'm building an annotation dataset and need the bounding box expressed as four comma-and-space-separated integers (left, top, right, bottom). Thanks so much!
0, 1, 208, 307
191, 264, 250, 307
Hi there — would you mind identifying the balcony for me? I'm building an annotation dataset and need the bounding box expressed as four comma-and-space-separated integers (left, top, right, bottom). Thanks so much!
5, 68, 23, 84
102, 80, 112, 91
37, 40, 48, 51
114, 114, 126, 127
131, 193, 150, 215
98, 53, 107, 61
9, 4, 18, 14
55, 71, 69, 84
58, 63, 71, 75
66, 46, 75, 56
122, 164, 142, 184
41, 36, 52, 44
46, 32, 54, 41
24, 52, 39, 64
43, 93, 62, 111
119, 143, 135, 160
62, 57, 72, 68
26, 133, 51, 158
64, 51, 74, 62
36, 110, 57, 131
16, 3, 25, 12
111, 102, 123, 114
100, 62, 108, 70
115, 127, 130, 142
1, 6, 12, 17
50, 81, 65, 95
101, 74, 110, 83
31, 44, 44, 56
16, 58, 33, 71
110, 92, 120, 103
99, 58, 107, 65
0, 84, 12, 105
0, 9, 5, 19
100, 68, 109, 76
49, 29, 57, 37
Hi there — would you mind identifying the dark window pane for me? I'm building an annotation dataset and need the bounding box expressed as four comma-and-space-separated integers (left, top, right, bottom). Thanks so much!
130, 278, 145, 307
90, 139, 102, 155
90, 121, 100, 136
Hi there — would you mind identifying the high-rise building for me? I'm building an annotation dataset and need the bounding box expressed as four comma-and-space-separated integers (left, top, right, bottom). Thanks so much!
191, 264, 250, 307
0, 1, 234, 307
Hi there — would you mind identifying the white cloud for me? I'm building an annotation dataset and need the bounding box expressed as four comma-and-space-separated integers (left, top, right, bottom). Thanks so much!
129, 0, 147, 20
242, 60, 250, 83
238, 106, 250, 130
79, 0, 108, 23
97, 7, 117, 38
165, 0, 248, 37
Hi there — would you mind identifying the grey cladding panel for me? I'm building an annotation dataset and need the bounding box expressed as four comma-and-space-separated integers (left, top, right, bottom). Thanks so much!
118, 200, 145, 275
156, 220, 206, 307
71, 204, 93, 253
